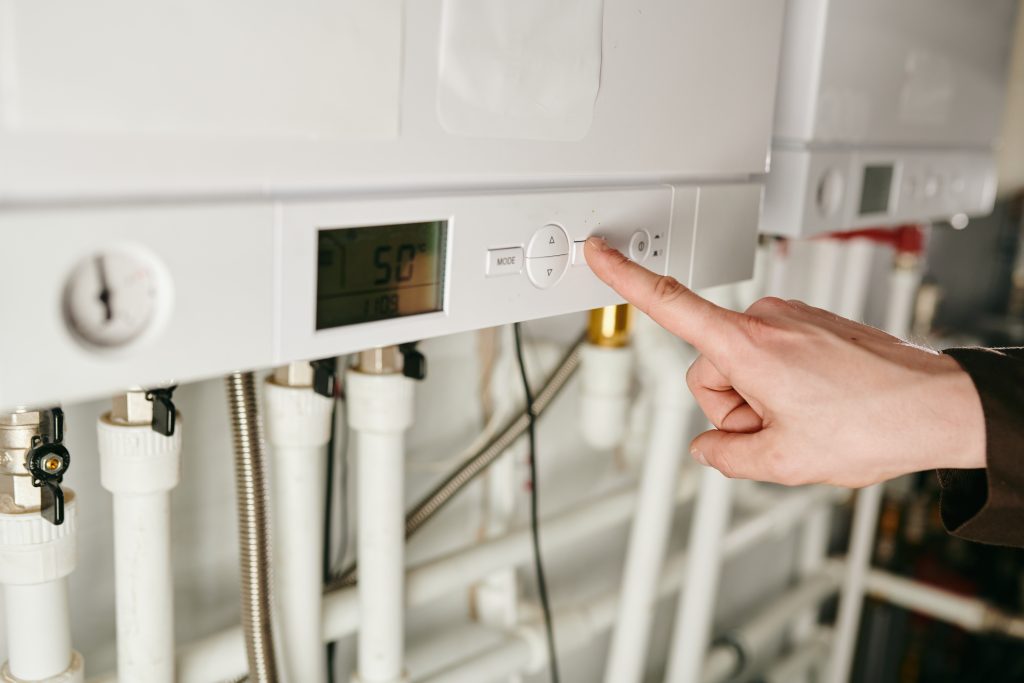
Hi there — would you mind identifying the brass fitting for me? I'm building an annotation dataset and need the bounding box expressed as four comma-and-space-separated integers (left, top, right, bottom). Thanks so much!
588, 304, 633, 348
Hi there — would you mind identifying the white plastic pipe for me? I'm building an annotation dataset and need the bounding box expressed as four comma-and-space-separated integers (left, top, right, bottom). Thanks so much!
579, 343, 634, 450
792, 506, 830, 641
704, 565, 843, 683
826, 483, 883, 683
805, 238, 844, 311
884, 262, 922, 339
347, 368, 415, 683
110, 479, 822, 683
152, 476, 700, 683
4, 581, 74, 681
664, 466, 735, 683
765, 238, 790, 299
835, 238, 875, 320
0, 496, 83, 683
762, 628, 833, 683
603, 329, 696, 683
420, 494, 842, 683
265, 379, 334, 683
97, 416, 181, 683
864, 568, 1024, 639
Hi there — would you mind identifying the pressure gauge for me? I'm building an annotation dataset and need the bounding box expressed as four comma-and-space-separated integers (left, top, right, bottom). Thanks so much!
63, 247, 169, 349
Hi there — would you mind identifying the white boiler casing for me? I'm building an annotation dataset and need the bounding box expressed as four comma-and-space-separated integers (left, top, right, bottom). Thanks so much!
0, 0, 785, 410
761, 0, 1019, 237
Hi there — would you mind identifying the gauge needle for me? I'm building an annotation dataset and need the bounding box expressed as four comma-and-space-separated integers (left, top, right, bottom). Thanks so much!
94, 256, 114, 322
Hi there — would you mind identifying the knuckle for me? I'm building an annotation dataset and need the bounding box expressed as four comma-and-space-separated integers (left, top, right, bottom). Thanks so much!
607, 248, 632, 268
741, 314, 779, 345
745, 296, 791, 317
652, 276, 686, 304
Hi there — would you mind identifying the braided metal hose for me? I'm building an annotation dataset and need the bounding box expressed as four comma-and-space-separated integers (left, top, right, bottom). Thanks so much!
225, 372, 278, 683
325, 332, 585, 593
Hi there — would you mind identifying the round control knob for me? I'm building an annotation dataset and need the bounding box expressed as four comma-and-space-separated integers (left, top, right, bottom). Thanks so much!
628, 230, 652, 263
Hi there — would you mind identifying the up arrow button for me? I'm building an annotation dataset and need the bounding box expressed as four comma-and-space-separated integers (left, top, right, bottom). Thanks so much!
527, 224, 570, 258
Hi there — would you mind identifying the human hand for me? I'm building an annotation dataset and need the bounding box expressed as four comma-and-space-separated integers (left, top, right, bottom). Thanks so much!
584, 237, 985, 488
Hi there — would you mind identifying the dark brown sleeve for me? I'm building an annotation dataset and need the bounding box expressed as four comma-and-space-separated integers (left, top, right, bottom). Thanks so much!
937, 347, 1024, 547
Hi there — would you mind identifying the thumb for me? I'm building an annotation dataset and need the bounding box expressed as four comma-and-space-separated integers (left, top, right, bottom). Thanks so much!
690, 429, 787, 483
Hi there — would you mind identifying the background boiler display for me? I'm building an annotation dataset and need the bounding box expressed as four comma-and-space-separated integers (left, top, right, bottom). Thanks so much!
316, 221, 447, 330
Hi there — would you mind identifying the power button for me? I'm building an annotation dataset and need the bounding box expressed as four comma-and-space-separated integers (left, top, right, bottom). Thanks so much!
628, 230, 652, 263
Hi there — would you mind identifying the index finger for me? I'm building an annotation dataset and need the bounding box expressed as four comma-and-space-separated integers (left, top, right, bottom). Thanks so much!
584, 237, 747, 360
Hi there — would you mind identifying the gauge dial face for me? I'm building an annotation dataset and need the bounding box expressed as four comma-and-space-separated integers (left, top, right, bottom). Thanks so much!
63, 249, 165, 349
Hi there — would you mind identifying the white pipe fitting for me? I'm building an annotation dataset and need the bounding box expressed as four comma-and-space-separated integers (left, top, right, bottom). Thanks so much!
265, 379, 334, 683
0, 495, 83, 683
578, 344, 634, 450
97, 414, 182, 683
347, 369, 415, 683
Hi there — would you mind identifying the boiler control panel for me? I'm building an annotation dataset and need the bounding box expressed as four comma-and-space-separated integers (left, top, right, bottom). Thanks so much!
0, 183, 765, 409
0, 183, 763, 409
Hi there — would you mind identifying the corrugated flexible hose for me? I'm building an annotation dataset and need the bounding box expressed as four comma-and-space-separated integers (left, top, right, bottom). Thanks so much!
225, 371, 279, 683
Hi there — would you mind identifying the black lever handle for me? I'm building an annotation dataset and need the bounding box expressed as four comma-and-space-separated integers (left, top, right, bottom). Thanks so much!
26, 440, 70, 526
399, 343, 427, 381
310, 358, 338, 398
146, 386, 177, 437
40, 407, 64, 444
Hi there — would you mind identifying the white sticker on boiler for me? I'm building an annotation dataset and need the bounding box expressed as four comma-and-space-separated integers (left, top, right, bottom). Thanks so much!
437, 0, 604, 142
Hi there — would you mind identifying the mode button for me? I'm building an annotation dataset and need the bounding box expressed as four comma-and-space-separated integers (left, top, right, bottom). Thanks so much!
486, 247, 524, 277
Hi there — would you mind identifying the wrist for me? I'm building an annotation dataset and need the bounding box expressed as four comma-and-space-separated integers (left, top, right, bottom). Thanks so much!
937, 354, 987, 471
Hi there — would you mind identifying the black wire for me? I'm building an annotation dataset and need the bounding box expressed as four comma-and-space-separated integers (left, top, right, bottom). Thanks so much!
512, 322, 561, 683
323, 393, 339, 683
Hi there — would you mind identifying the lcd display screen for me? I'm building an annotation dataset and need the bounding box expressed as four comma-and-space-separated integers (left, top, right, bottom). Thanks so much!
859, 165, 894, 215
316, 221, 447, 330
